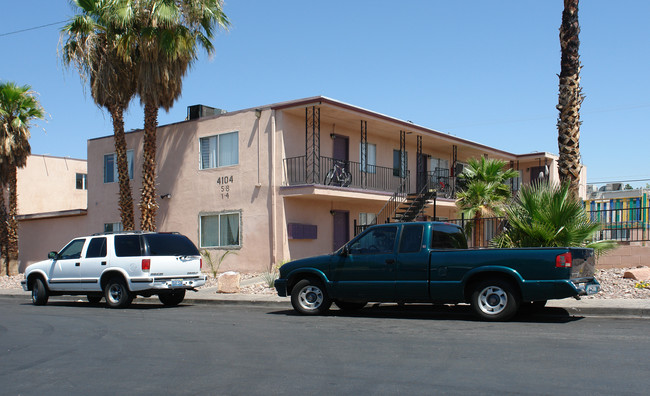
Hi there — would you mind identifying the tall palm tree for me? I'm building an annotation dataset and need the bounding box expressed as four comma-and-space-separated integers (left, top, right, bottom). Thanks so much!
61, 0, 137, 230
456, 157, 518, 247
557, 0, 584, 195
111, 0, 230, 231
0, 82, 45, 275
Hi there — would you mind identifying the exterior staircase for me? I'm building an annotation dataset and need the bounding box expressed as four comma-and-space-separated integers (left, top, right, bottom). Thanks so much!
392, 187, 437, 222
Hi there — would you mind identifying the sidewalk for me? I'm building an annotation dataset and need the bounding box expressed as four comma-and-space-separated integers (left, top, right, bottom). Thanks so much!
2, 281, 649, 319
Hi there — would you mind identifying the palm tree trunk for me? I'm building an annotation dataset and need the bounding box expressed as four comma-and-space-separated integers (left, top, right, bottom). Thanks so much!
140, 102, 159, 231
110, 106, 135, 231
0, 184, 8, 276
6, 165, 19, 275
557, 0, 584, 196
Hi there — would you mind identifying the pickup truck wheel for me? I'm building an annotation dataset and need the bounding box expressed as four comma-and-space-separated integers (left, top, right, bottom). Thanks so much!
334, 300, 367, 311
159, 290, 186, 306
31, 278, 49, 306
291, 279, 332, 315
471, 279, 520, 321
104, 278, 133, 308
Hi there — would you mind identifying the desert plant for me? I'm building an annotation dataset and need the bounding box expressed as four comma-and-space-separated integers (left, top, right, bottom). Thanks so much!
261, 270, 278, 288
201, 249, 235, 277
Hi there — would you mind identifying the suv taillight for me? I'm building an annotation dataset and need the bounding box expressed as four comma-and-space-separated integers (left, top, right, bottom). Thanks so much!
556, 252, 572, 268
142, 258, 151, 271
200, 258, 203, 270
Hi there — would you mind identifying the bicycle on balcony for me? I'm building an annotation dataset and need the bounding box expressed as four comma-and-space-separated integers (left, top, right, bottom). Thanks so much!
324, 160, 352, 187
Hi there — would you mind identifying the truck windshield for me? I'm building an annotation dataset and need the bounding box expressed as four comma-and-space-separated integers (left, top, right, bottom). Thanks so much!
431, 224, 468, 249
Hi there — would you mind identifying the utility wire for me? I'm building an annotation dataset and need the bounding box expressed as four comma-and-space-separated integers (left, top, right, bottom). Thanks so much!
0, 20, 66, 37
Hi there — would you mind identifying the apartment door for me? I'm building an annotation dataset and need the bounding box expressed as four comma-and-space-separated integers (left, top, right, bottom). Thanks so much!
332, 134, 349, 173
332, 210, 350, 252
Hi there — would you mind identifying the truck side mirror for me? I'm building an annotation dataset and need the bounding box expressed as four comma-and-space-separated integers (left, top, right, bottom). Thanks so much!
340, 245, 349, 257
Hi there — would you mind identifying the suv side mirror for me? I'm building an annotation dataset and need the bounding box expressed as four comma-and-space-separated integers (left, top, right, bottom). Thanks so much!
48, 251, 58, 260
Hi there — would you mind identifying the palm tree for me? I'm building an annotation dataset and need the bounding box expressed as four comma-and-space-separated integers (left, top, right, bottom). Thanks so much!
491, 181, 615, 255
61, 0, 137, 230
111, 0, 230, 231
0, 82, 45, 275
456, 157, 519, 247
557, 0, 584, 195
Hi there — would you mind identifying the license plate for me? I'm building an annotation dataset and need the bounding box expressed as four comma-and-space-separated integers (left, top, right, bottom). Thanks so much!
586, 284, 600, 294
171, 279, 183, 288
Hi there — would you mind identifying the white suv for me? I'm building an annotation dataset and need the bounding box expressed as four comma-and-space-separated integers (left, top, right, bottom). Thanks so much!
21, 232, 206, 308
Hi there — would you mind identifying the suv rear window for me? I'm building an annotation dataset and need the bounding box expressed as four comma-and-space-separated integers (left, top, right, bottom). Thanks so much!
144, 234, 199, 256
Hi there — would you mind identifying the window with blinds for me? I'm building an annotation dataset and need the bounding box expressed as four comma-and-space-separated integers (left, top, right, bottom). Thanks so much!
200, 131, 239, 170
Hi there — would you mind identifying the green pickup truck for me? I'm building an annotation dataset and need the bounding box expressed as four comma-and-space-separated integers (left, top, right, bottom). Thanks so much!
274, 221, 600, 321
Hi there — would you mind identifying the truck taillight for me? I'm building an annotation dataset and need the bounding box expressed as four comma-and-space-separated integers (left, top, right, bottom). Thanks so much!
556, 252, 572, 268
142, 259, 151, 271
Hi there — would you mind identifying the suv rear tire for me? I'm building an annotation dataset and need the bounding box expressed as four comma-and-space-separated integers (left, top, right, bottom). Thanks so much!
104, 278, 133, 308
159, 290, 186, 306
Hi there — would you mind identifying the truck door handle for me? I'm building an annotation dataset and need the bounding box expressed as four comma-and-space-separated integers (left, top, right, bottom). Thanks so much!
75, 262, 80, 267
385, 259, 395, 265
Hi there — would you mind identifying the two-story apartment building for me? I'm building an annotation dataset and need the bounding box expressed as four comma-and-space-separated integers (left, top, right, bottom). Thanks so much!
16, 96, 586, 272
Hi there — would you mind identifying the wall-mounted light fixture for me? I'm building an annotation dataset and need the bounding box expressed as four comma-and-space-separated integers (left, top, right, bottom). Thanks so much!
160, 193, 172, 199
255, 109, 262, 119
330, 134, 336, 139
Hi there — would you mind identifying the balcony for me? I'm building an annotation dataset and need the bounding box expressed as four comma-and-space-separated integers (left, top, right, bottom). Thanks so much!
284, 156, 410, 194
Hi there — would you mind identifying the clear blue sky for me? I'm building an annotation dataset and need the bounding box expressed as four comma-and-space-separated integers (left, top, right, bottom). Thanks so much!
2, 1, 649, 187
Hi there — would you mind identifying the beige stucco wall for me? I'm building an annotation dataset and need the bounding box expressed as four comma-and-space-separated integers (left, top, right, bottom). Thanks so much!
17, 155, 87, 215
18, 214, 89, 272
86, 109, 277, 273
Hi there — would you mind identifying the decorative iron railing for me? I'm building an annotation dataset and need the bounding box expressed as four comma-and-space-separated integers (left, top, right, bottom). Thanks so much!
284, 155, 410, 194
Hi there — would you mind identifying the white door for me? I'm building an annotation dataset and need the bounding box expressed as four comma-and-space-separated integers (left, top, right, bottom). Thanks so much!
80, 236, 109, 291
47, 238, 86, 291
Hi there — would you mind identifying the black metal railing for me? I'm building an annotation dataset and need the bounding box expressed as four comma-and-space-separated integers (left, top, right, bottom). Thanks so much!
284, 155, 410, 194
588, 206, 650, 242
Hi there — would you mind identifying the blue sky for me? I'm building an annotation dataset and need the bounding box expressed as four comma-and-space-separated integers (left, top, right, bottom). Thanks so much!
1, 0, 649, 187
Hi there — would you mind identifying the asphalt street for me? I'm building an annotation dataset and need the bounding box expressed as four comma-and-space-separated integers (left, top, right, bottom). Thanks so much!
1, 300, 649, 395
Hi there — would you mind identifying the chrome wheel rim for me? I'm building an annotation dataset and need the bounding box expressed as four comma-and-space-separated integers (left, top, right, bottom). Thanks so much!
31, 286, 38, 303
107, 284, 123, 304
298, 285, 323, 311
478, 286, 507, 315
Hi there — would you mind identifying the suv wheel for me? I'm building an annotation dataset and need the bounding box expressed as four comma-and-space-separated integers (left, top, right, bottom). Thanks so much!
159, 290, 186, 307
31, 278, 49, 306
104, 278, 133, 308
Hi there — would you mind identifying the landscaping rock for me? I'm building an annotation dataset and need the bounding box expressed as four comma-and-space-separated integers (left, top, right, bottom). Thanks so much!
622, 267, 650, 281
217, 271, 241, 293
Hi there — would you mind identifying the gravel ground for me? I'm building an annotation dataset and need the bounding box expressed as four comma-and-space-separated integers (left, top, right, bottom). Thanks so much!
2, 268, 649, 298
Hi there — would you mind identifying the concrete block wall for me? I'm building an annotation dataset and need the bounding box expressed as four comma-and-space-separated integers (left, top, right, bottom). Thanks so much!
597, 244, 650, 269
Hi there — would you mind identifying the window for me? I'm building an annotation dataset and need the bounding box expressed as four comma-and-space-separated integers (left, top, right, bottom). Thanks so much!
58, 239, 86, 260
431, 224, 468, 249
144, 234, 199, 256
104, 150, 134, 183
200, 211, 241, 247
200, 131, 239, 169
399, 225, 423, 253
360, 143, 376, 173
359, 212, 377, 226
76, 173, 87, 190
104, 222, 123, 233
115, 235, 142, 257
349, 226, 397, 255
393, 149, 407, 177
86, 237, 107, 258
